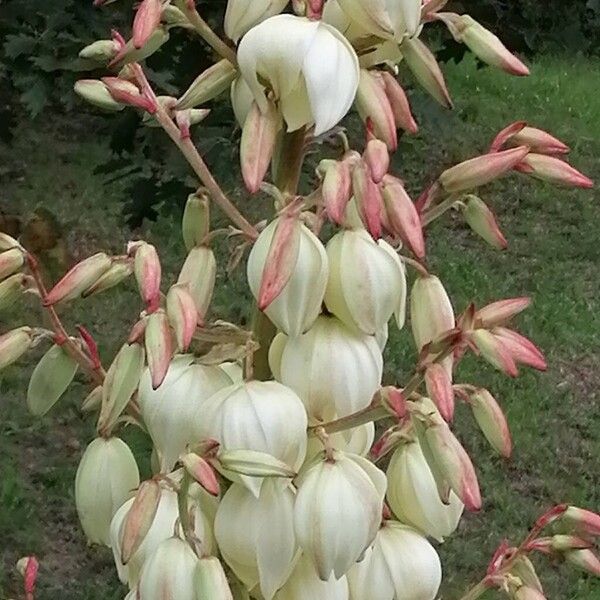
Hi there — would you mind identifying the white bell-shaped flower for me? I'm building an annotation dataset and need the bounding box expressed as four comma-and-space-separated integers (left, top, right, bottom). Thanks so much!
379, 240, 407, 330
294, 450, 386, 579
138, 355, 234, 471
325, 229, 405, 335
214, 480, 298, 600
75, 437, 140, 546
275, 315, 383, 421
305, 423, 375, 464
237, 15, 360, 135
137, 537, 198, 600
247, 218, 328, 337
386, 440, 464, 541
347, 521, 442, 600
198, 380, 308, 494
274, 553, 349, 600
225, 0, 288, 42
110, 484, 215, 587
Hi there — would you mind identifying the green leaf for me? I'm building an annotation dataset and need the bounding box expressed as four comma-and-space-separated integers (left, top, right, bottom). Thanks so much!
3, 34, 37, 59
27, 344, 78, 416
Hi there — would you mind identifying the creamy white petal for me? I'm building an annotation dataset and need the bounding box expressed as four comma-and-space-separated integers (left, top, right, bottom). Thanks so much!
225, 0, 289, 42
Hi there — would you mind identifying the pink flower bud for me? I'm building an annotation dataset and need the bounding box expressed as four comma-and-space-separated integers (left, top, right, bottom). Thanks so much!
469, 388, 512, 458
0, 247, 24, 280
134, 242, 162, 309
510, 126, 570, 155
363, 138, 389, 184
181, 453, 221, 496
470, 329, 518, 377
102, 77, 157, 113
380, 71, 418, 134
166, 284, 198, 351
439, 146, 529, 193
565, 549, 600, 576
145, 310, 173, 389
492, 327, 547, 371
515, 154, 593, 188
380, 386, 407, 420
352, 160, 383, 238
318, 159, 352, 224
258, 212, 302, 310
44, 253, 112, 306
489, 121, 527, 153
462, 195, 508, 250
240, 99, 282, 193
133, 0, 162, 49
549, 534, 592, 552
424, 421, 482, 511
355, 70, 398, 151
400, 37, 453, 109
381, 174, 426, 258
16, 556, 39, 597
120, 480, 161, 563
475, 297, 531, 328
425, 363, 455, 422
562, 506, 600, 537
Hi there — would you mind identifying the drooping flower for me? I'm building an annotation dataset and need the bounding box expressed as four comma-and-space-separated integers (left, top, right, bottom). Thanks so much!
237, 15, 359, 135
225, 0, 289, 42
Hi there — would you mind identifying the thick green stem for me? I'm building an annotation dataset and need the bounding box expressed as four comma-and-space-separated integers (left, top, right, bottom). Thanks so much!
421, 194, 460, 226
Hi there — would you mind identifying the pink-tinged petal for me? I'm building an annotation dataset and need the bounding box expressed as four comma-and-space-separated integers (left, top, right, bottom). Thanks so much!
475, 297, 531, 328
515, 154, 593, 189
352, 160, 383, 239
489, 120, 527, 153
493, 327, 547, 371
132, 0, 162, 49
380, 71, 418, 134
425, 363, 455, 422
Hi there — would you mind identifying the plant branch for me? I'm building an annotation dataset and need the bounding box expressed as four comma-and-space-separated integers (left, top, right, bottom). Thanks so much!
132, 64, 258, 241
421, 194, 460, 226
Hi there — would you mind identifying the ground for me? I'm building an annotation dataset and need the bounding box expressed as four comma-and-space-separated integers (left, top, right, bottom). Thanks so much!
1, 54, 599, 599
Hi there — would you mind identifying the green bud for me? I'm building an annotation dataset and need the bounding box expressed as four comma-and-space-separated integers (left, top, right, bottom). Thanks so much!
218, 449, 297, 478
162, 5, 192, 28
0, 273, 29, 311
79, 39, 118, 62
74, 80, 124, 112
182, 192, 210, 250
0, 326, 33, 370
176, 59, 237, 110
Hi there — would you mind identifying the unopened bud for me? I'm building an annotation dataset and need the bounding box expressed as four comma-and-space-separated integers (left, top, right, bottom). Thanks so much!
470, 329, 518, 377
16, 555, 39, 596
81, 386, 102, 413
515, 154, 593, 189
379, 386, 407, 420
510, 126, 569, 155
380, 71, 418, 134
44, 253, 112, 305
425, 363, 455, 422
565, 549, 600, 576
355, 70, 397, 150
440, 146, 529, 193
110, 28, 170, 67
240, 99, 282, 193
0, 232, 21, 251
400, 37, 453, 108
74, 79, 124, 111
166, 284, 198, 351
0, 273, 31, 311
318, 159, 352, 224
492, 327, 547, 371
352, 160, 382, 238
102, 76, 156, 113
181, 453, 221, 496
134, 242, 162, 308
145, 310, 173, 389
218, 449, 296, 478
469, 388, 512, 457
510, 556, 544, 594
79, 39, 118, 61
133, 0, 162, 49
176, 59, 237, 110
381, 174, 425, 258
475, 297, 531, 328
462, 194, 507, 249
83, 258, 133, 297
0, 247, 25, 280
177, 247, 217, 322
550, 534, 592, 552
195, 556, 233, 600
562, 506, 600, 537
364, 138, 389, 184
182, 193, 210, 251
489, 121, 527, 153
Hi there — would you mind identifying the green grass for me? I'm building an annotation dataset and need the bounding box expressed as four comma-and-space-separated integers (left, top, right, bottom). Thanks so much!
1, 53, 599, 599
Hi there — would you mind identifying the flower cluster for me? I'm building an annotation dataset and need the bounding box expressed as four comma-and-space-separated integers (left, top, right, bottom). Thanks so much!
1, 1, 598, 599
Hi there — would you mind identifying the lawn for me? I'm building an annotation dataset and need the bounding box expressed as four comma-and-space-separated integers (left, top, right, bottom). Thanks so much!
1, 53, 599, 599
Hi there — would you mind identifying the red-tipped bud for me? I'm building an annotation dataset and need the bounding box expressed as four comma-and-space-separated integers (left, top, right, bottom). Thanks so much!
363, 138, 390, 183
515, 154, 593, 189
470, 329, 518, 377
355, 70, 398, 150
510, 126, 570, 155
475, 297, 531, 328
133, 242, 162, 309
16, 555, 39, 597
166, 284, 198, 351
439, 146, 529, 193
400, 37, 453, 109
381, 175, 426, 258
469, 388, 512, 458
425, 363, 455, 422
0, 247, 25, 280
492, 327, 547, 371
44, 253, 112, 306
144, 310, 172, 389
489, 121, 527, 153
258, 212, 302, 311
462, 195, 507, 250
565, 549, 600, 576
181, 453, 220, 496
438, 13, 529, 77
380, 71, 418, 134
415, 181, 444, 213
562, 506, 600, 537
132, 0, 162, 49
240, 99, 282, 193
120, 479, 161, 563
318, 159, 352, 224
352, 160, 383, 238
102, 77, 156, 113
424, 421, 482, 511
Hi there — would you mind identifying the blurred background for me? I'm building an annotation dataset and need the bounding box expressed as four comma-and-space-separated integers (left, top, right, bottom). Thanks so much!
0, 1, 599, 598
